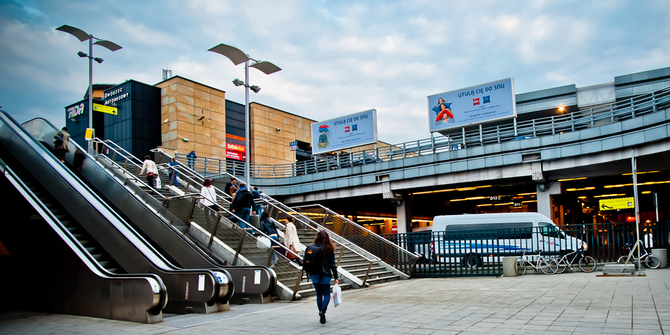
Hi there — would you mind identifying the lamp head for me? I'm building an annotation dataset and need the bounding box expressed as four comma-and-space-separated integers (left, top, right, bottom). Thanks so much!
250, 85, 261, 93
94, 57, 103, 64
77, 51, 88, 58
232, 78, 245, 87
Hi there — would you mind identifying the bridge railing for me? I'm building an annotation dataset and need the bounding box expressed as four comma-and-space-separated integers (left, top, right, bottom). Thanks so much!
167, 86, 670, 178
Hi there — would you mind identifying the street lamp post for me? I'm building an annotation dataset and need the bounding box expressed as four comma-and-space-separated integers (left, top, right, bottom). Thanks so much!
208, 43, 281, 187
56, 25, 121, 153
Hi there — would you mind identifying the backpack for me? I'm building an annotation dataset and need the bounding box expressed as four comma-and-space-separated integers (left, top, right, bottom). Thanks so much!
54, 131, 64, 144
252, 190, 260, 199
302, 244, 323, 276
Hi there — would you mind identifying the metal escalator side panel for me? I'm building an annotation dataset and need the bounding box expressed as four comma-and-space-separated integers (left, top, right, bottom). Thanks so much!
0, 163, 167, 323
0, 113, 223, 312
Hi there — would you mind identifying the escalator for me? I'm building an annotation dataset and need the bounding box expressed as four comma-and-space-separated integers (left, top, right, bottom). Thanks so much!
22, 117, 275, 305
0, 111, 230, 316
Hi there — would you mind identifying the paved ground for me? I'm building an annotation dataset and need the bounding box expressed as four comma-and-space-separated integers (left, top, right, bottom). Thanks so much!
1, 268, 668, 334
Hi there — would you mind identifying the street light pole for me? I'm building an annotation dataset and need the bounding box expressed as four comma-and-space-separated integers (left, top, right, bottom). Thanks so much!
244, 60, 251, 185
56, 25, 121, 153
208, 43, 281, 187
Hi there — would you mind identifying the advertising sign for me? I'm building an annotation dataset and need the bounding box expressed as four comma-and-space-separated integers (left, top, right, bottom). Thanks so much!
311, 109, 377, 155
427, 78, 516, 132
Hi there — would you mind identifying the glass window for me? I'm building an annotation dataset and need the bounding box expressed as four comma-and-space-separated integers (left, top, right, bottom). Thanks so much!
539, 222, 565, 238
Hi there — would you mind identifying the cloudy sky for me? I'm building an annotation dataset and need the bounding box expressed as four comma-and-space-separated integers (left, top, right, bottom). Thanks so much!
1, 0, 669, 144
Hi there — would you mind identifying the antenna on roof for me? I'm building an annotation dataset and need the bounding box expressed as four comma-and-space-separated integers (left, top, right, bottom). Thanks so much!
162, 66, 172, 80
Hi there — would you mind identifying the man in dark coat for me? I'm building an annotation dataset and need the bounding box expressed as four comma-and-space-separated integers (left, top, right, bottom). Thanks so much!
230, 182, 254, 231
224, 177, 237, 197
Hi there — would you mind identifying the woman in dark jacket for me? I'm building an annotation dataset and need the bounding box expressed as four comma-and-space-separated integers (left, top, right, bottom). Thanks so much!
259, 212, 279, 267
307, 230, 339, 324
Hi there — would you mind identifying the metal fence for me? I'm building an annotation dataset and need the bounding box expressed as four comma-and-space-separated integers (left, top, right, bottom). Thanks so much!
383, 221, 669, 277
170, 86, 670, 178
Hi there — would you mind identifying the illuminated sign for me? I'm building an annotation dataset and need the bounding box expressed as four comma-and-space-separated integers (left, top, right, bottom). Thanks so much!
103, 87, 129, 105
599, 197, 634, 211
226, 151, 245, 161
84, 128, 94, 140
226, 142, 246, 153
427, 78, 516, 132
67, 102, 85, 119
93, 103, 118, 115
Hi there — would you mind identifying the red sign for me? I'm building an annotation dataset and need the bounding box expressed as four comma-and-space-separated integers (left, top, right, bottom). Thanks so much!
226, 143, 246, 153
226, 151, 246, 161
473, 98, 480, 106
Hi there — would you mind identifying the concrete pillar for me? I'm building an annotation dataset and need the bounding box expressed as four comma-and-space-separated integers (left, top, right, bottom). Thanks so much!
396, 194, 412, 234
536, 181, 561, 221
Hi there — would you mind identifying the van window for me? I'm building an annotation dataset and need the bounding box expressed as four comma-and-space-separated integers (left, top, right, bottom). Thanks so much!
444, 222, 533, 239
539, 222, 565, 239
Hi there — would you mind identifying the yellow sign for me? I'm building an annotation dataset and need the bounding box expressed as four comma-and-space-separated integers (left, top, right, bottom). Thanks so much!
84, 128, 94, 140
93, 103, 118, 115
599, 197, 634, 211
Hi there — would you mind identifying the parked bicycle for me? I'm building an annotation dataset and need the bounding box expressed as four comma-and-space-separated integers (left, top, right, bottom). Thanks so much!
617, 240, 661, 269
515, 250, 558, 275
554, 246, 597, 273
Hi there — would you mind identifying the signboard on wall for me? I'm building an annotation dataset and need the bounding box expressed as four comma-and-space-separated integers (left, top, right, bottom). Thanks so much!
226, 133, 246, 161
599, 197, 634, 211
311, 109, 378, 155
427, 78, 516, 132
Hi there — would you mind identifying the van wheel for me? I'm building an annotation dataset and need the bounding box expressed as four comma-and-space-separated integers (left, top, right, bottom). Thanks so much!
462, 254, 481, 269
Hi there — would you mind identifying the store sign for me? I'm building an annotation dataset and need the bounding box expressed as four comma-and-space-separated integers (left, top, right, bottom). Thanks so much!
226, 151, 246, 161
67, 102, 85, 119
427, 78, 516, 132
599, 197, 634, 211
226, 142, 246, 153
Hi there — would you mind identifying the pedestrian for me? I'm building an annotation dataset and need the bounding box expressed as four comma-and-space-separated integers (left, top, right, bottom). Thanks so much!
168, 156, 179, 186
224, 177, 237, 197
252, 186, 262, 216
229, 185, 237, 200
199, 178, 218, 212
187, 150, 197, 169
230, 182, 254, 231
53, 126, 70, 162
138, 155, 158, 187
284, 217, 302, 266
304, 230, 339, 324
259, 212, 279, 267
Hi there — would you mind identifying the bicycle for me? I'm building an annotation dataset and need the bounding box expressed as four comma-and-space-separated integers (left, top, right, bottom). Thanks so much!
554, 246, 597, 273
617, 240, 661, 269
515, 250, 558, 275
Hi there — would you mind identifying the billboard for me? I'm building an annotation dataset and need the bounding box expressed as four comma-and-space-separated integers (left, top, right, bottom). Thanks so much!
427, 78, 516, 132
311, 109, 377, 155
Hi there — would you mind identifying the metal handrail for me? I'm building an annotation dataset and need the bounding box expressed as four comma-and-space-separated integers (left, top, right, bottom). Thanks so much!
94, 140, 304, 265
294, 203, 422, 257
173, 86, 670, 178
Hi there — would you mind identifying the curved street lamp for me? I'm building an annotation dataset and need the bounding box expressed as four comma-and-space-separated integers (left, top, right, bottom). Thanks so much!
208, 43, 281, 186
56, 25, 121, 152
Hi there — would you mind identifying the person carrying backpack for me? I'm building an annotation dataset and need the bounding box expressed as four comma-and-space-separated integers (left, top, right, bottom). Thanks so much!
53, 127, 70, 162
303, 230, 339, 324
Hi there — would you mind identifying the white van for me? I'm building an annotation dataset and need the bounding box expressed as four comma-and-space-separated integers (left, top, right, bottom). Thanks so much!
426, 213, 585, 268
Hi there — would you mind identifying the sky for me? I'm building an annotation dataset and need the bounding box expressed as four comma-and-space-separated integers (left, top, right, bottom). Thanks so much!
1, 0, 670, 145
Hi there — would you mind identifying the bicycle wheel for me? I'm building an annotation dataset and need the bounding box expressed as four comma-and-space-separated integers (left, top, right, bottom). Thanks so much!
578, 256, 597, 273
617, 256, 629, 264
645, 255, 661, 269
555, 258, 567, 274
540, 258, 558, 274
515, 257, 526, 276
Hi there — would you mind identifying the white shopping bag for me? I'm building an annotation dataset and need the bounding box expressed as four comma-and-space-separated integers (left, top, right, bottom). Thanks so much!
256, 236, 271, 249
155, 175, 162, 189
332, 283, 342, 307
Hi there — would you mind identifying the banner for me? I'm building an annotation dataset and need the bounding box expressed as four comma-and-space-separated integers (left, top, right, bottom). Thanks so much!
311, 109, 377, 155
427, 78, 516, 132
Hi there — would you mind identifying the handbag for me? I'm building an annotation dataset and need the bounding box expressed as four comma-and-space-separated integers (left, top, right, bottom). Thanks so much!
257, 236, 272, 249
332, 283, 342, 307
287, 245, 299, 260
